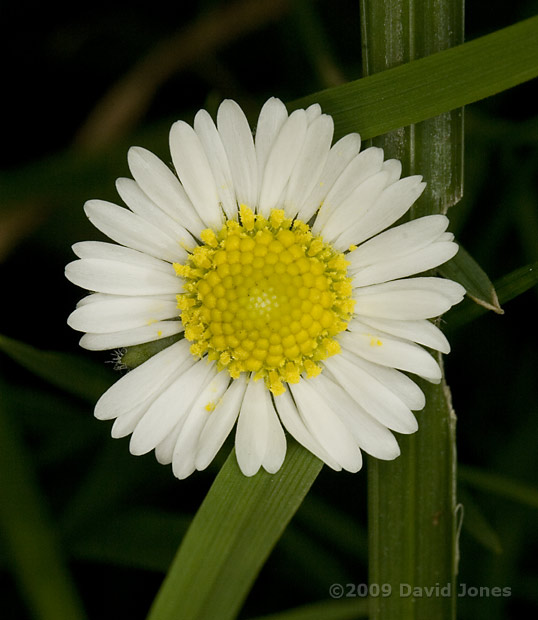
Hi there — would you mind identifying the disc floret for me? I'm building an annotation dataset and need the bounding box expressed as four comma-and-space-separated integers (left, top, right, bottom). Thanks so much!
175, 206, 355, 395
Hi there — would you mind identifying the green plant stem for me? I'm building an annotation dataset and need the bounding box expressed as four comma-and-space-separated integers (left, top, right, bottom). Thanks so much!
361, 1, 462, 618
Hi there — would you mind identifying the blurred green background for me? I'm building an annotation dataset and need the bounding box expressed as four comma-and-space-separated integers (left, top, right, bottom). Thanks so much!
1, 1, 537, 618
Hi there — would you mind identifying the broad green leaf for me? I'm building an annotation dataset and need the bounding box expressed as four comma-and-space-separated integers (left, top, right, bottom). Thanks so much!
246, 598, 369, 620
147, 442, 322, 620
0, 391, 86, 620
0, 333, 112, 402
458, 487, 502, 555
446, 261, 538, 328
459, 465, 538, 510
439, 245, 503, 314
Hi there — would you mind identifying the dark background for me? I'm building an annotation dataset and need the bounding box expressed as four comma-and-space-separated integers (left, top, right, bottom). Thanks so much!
1, 1, 537, 618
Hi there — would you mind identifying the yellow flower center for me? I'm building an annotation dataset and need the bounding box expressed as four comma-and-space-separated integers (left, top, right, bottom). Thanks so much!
174, 206, 354, 395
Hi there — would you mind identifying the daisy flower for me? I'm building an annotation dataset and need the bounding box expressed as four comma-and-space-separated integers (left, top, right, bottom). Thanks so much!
65, 97, 465, 478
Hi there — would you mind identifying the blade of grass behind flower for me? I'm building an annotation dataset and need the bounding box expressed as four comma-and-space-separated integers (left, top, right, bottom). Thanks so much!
0, 390, 87, 620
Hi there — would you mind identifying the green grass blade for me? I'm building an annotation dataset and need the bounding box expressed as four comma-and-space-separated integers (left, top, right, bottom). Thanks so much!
293, 15, 538, 141
439, 245, 503, 314
147, 442, 322, 620
0, 393, 87, 620
0, 333, 112, 402
459, 465, 538, 510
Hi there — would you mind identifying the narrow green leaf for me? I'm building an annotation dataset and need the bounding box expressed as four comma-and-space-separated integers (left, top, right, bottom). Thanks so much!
457, 487, 502, 554
439, 245, 503, 314
446, 261, 538, 328
0, 333, 112, 402
459, 465, 538, 510
147, 442, 322, 620
0, 392, 86, 620
292, 15, 538, 141
246, 597, 369, 620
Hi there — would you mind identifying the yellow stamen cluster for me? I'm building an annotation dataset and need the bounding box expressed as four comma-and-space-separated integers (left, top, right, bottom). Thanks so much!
175, 206, 355, 395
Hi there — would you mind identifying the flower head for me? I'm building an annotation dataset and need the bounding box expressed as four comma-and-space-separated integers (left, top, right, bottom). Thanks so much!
66, 97, 465, 478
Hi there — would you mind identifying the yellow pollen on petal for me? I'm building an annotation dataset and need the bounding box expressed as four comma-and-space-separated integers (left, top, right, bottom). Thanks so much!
370, 336, 383, 347
175, 208, 354, 394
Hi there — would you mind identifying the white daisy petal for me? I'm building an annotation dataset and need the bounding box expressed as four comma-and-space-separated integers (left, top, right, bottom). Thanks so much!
338, 348, 426, 411
65, 258, 181, 296
381, 158, 402, 184
194, 109, 238, 220
340, 176, 427, 248
348, 215, 450, 272
217, 99, 258, 209
255, 97, 288, 188
353, 277, 466, 320
324, 354, 418, 434
356, 316, 451, 354
297, 132, 361, 223
321, 170, 390, 245
68, 297, 179, 334
339, 328, 442, 383
94, 339, 192, 421
115, 177, 197, 250
129, 359, 215, 456
283, 114, 334, 219
313, 373, 401, 460
127, 146, 205, 237
169, 120, 224, 230
84, 199, 187, 263
352, 241, 459, 287
155, 418, 186, 465
235, 379, 269, 476
172, 369, 230, 479
79, 321, 183, 351
305, 103, 322, 123
258, 109, 308, 217
312, 146, 384, 235
290, 379, 363, 472
195, 373, 248, 471
71, 241, 176, 274
111, 401, 150, 440
273, 389, 341, 470
261, 392, 287, 474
